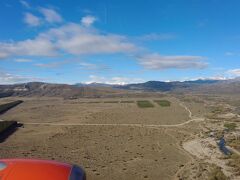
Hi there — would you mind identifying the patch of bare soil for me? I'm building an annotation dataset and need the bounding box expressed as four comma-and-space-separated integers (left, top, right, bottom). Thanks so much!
183, 138, 240, 180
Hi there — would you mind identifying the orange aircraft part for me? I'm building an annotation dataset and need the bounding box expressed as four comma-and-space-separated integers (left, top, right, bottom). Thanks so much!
0, 159, 72, 180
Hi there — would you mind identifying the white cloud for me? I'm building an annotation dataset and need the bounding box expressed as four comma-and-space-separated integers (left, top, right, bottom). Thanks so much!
14, 58, 32, 62
227, 69, 240, 77
0, 71, 38, 84
81, 15, 97, 27
0, 37, 57, 59
0, 22, 137, 59
137, 53, 207, 70
1, 13, 207, 73
24, 13, 41, 26
41, 23, 137, 55
207, 76, 228, 80
186, 76, 228, 81
23, 8, 62, 28
0, 52, 9, 59
19, 0, 30, 8
86, 75, 144, 85
39, 7, 63, 23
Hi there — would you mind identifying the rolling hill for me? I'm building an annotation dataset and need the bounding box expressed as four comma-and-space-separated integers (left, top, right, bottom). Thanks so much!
0, 82, 121, 99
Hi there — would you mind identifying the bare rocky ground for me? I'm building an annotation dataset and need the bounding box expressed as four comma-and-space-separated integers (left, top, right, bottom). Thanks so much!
179, 95, 240, 180
0, 95, 239, 179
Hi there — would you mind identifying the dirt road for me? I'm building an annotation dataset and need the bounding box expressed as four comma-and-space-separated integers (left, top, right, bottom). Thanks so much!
22, 102, 203, 128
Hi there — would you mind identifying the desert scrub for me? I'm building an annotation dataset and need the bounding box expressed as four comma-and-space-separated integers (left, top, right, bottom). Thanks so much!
154, 100, 171, 107
228, 154, 240, 175
137, 100, 154, 108
224, 123, 237, 131
208, 166, 228, 180
229, 139, 240, 151
210, 106, 226, 114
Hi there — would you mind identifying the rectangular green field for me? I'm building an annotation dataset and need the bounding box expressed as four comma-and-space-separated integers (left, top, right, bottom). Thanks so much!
104, 101, 119, 103
137, 100, 154, 108
87, 101, 102, 103
120, 100, 135, 103
154, 100, 171, 107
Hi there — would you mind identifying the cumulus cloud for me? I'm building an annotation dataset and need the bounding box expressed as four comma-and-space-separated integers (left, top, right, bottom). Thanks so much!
0, 71, 38, 84
40, 23, 137, 55
0, 52, 9, 59
0, 37, 57, 59
86, 75, 144, 85
81, 15, 97, 27
137, 53, 207, 70
39, 7, 63, 23
2, 10, 207, 73
24, 13, 41, 26
0, 22, 138, 59
185, 76, 228, 81
23, 7, 62, 28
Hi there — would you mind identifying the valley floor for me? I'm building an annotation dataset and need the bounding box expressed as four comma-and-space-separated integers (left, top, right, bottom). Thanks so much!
0, 95, 239, 179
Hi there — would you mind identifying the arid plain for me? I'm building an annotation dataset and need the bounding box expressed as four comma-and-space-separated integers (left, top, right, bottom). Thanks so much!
0, 94, 239, 180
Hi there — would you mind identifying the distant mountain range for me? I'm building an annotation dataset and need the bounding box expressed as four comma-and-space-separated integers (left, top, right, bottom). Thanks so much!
76, 78, 240, 94
75, 82, 114, 88
115, 78, 240, 94
0, 82, 120, 99
114, 79, 221, 92
0, 78, 240, 98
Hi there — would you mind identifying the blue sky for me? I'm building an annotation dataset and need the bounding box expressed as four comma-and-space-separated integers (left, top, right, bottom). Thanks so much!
0, 0, 240, 84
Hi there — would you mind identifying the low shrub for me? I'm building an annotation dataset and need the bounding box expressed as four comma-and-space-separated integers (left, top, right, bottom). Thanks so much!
228, 154, 240, 175
224, 123, 237, 131
208, 166, 228, 180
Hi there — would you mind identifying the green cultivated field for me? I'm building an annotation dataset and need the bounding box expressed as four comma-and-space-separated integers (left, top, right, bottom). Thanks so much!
87, 101, 101, 103
137, 100, 154, 108
120, 100, 135, 103
154, 100, 171, 107
104, 101, 119, 103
